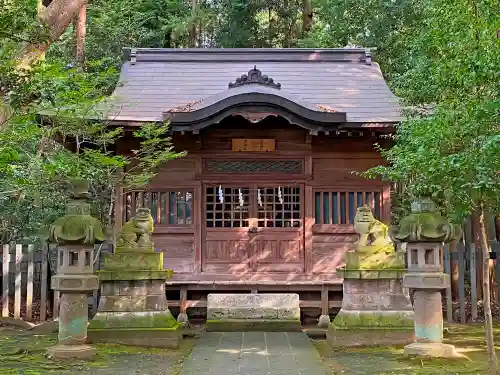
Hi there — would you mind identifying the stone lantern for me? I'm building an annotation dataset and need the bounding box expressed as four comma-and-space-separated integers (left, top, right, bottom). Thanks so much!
47, 178, 104, 360
390, 197, 463, 358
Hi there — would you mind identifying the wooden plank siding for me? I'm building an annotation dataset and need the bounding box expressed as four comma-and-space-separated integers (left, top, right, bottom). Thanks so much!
118, 118, 387, 284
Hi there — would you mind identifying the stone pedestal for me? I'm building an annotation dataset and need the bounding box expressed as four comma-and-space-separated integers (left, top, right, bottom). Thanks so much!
390, 198, 464, 359
317, 314, 331, 328
48, 246, 100, 360
88, 213, 181, 348
327, 270, 414, 347
402, 260, 461, 358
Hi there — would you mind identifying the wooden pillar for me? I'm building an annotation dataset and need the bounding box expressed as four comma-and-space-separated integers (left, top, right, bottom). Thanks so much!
382, 183, 392, 224
321, 285, 329, 315
179, 287, 188, 314
194, 184, 202, 273
304, 185, 314, 274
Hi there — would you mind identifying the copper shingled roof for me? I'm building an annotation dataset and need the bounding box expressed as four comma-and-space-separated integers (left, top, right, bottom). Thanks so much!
105, 48, 402, 125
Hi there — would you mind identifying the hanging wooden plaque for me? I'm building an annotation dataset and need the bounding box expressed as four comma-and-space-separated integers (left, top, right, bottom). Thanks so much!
232, 139, 275, 152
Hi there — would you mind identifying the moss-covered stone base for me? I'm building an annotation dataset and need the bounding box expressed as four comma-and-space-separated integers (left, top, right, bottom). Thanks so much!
206, 319, 301, 332
327, 324, 415, 347
97, 269, 173, 281
328, 309, 415, 347
89, 310, 179, 329
336, 268, 407, 279
103, 252, 164, 271
87, 327, 182, 349
333, 310, 414, 328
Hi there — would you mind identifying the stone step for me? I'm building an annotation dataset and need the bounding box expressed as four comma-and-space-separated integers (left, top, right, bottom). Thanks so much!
206, 293, 301, 332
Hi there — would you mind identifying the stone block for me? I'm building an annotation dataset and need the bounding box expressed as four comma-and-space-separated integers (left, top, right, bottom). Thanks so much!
114, 246, 155, 254
277, 308, 300, 320
205, 319, 301, 332
97, 295, 147, 312
327, 324, 414, 347
145, 295, 168, 311
97, 269, 173, 281
87, 327, 182, 349
207, 308, 230, 320
333, 310, 414, 328
117, 281, 132, 295
100, 282, 115, 296
403, 272, 449, 289
47, 344, 96, 360
147, 280, 165, 295
89, 310, 177, 329
227, 308, 278, 320
51, 274, 99, 292
206, 293, 300, 332
380, 294, 413, 310
340, 279, 413, 312
404, 342, 464, 359
342, 293, 377, 310
103, 252, 164, 271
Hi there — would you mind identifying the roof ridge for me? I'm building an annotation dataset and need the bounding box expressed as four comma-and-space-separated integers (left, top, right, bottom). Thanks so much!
123, 47, 374, 65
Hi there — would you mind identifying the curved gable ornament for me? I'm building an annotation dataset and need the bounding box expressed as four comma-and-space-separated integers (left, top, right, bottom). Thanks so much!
228, 66, 281, 90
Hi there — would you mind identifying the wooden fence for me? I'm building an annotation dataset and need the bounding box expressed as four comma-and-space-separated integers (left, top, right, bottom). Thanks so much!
0, 243, 108, 323
1, 244, 50, 322
442, 241, 500, 324
1, 240, 500, 324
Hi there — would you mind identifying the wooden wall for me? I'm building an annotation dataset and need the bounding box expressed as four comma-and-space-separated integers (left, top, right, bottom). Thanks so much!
118, 116, 390, 277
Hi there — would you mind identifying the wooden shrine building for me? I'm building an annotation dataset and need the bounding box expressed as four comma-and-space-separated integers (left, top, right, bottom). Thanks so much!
106, 48, 401, 320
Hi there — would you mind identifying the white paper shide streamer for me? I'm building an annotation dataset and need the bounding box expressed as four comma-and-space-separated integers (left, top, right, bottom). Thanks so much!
218, 185, 224, 203
238, 189, 244, 207
278, 186, 283, 204
257, 189, 263, 207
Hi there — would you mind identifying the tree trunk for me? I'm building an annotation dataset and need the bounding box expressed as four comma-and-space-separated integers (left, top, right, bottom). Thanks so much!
302, 0, 313, 35
18, 0, 87, 66
449, 240, 459, 300
472, 211, 484, 300
189, 0, 197, 47
495, 216, 500, 241
72, 3, 86, 68
479, 205, 498, 373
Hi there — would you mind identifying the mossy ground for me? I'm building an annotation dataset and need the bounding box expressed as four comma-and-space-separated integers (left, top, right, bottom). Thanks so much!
0, 326, 196, 375
314, 323, 500, 374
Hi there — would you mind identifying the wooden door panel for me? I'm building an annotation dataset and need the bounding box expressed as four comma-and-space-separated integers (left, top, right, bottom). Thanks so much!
202, 184, 252, 273
252, 231, 303, 272
252, 185, 304, 272
202, 183, 305, 274
203, 230, 251, 273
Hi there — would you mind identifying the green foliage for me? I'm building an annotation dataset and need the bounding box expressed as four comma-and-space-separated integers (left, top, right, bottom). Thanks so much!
362, 0, 499, 222
0, 44, 183, 244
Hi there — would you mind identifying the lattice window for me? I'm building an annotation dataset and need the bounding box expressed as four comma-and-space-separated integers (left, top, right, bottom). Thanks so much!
258, 187, 301, 228
204, 160, 303, 174
125, 190, 193, 225
314, 190, 381, 224
205, 186, 250, 228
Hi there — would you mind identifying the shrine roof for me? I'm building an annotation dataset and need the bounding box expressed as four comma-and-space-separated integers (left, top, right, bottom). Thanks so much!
104, 48, 402, 131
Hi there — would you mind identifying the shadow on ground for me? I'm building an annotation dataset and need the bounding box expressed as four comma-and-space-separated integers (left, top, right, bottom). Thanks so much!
314, 324, 500, 375
2, 323, 500, 375
0, 326, 196, 375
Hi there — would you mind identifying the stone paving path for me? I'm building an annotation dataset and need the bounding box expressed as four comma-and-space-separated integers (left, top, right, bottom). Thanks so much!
180, 332, 329, 375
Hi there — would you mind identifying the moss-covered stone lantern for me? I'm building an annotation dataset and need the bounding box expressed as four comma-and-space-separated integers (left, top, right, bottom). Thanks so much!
390, 197, 463, 358
47, 178, 104, 360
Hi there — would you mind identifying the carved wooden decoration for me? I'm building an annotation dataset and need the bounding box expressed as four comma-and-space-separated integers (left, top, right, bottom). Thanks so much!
228, 66, 281, 89
232, 139, 276, 152
232, 112, 278, 123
